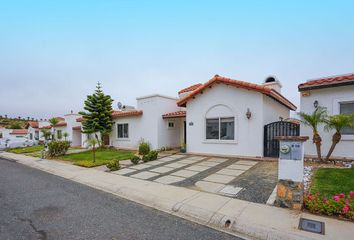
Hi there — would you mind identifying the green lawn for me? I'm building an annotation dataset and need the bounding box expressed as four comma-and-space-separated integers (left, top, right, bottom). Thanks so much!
7, 145, 44, 154
310, 168, 354, 197
60, 148, 135, 167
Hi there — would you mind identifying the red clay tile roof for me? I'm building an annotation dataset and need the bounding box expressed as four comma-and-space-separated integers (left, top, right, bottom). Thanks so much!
177, 75, 297, 111
10, 129, 28, 135
56, 117, 65, 121
178, 83, 203, 94
26, 121, 38, 129
298, 73, 354, 91
54, 122, 67, 127
72, 126, 81, 130
39, 125, 52, 129
112, 110, 143, 118
162, 111, 186, 119
77, 110, 143, 122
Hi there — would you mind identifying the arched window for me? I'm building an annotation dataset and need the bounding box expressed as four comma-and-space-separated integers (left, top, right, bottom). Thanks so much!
205, 105, 235, 140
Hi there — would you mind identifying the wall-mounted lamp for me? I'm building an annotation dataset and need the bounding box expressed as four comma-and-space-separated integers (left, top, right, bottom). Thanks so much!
313, 100, 319, 108
246, 108, 252, 119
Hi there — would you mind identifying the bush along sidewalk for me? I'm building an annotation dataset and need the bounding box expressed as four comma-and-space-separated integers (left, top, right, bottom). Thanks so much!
130, 155, 140, 165
304, 191, 354, 221
106, 160, 120, 171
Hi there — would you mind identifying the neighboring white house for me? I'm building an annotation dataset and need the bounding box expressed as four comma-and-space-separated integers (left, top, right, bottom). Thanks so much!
299, 73, 354, 159
88, 75, 296, 158
25, 121, 39, 141
37, 113, 82, 146
94, 94, 184, 150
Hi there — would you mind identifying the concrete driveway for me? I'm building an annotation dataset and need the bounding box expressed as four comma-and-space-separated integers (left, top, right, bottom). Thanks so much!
113, 154, 277, 204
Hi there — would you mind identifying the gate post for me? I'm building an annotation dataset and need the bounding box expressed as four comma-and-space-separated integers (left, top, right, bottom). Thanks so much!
274, 136, 309, 210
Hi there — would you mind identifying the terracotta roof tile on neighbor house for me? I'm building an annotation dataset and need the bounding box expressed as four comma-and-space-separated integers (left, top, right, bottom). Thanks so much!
10, 129, 28, 135
112, 110, 143, 118
162, 111, 186, 119
77, 110, 143, 122
26, 121, 38, 128
178, 83, 203, 94
56, 117, 65, 121
54, 122, 67, 127
39, 125, 52, 129
298, 73, 354, 91
72, 126, 81, 130
177, 75, 297, 111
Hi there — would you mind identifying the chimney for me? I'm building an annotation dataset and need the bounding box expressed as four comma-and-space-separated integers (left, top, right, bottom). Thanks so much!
263, 76, 282, 93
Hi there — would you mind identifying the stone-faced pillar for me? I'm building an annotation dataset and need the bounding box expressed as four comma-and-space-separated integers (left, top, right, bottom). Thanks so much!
274, 136, 309, 210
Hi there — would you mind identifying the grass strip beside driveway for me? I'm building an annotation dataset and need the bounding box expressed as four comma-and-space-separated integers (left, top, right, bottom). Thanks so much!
60, 148, 135, 167
310, 168, 354, 197
7, 145, 44, 154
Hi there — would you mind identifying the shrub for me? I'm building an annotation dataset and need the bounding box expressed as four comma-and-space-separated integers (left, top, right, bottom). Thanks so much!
138, 140, 150, 155
106, 160, 120, 171
147, 150, 158, 161
142, 154, 150, 162
130, 155, 140, 165
142, 150, 158, 162
47, 141, 70, 157
304, 192, 354, 220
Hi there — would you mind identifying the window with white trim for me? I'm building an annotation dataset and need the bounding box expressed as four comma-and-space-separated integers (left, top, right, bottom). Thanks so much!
117, 123, 129, 138
168, 121, 175, 129
340, 102, 354, 135
206, 117, 234, 140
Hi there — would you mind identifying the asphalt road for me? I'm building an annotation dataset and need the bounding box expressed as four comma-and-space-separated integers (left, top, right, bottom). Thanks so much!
0, 157, 243, 240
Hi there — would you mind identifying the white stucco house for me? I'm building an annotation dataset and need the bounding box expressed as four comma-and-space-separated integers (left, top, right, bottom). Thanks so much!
36, 113, 82, 146
299, 73, 354, 159
93, 75, 297, 158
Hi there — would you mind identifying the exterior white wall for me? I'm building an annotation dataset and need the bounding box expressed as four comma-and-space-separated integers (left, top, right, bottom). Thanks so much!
0, 128, 12, 139
300, 85, 354, 158
185, 84, 291, 157
110, 95, 182, 150
262, 95, 290, 124
27, 126, 39, 140
63, 113, 81, 144
186, 84, 265, 157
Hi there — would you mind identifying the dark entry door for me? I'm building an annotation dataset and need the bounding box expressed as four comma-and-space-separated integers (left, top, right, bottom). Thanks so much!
183, 121, 186, 144
263, 121, 300, 158
103, 135, 110, 146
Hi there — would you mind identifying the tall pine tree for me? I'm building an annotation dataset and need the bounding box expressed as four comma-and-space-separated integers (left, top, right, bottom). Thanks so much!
79, 83, 113, 144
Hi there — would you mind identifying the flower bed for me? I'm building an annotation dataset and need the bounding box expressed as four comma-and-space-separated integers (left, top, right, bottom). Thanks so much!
304, 192, 354, 221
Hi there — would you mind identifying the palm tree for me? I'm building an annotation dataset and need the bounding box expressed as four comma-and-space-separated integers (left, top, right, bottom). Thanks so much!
85, 138, 100, 163
48, 117, 59, 140
324, 114, 354, 161
41, 129, 51, 141
298, 107, 327, 162
63, 132, 69, 141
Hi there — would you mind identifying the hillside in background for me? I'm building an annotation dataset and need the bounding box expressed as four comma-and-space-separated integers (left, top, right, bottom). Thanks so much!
0, 117, 32, 129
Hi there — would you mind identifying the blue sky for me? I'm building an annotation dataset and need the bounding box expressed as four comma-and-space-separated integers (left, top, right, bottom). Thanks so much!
1, 0, 354, 119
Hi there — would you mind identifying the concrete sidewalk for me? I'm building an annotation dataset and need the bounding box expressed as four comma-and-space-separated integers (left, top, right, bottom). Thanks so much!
1, 151, 353, 240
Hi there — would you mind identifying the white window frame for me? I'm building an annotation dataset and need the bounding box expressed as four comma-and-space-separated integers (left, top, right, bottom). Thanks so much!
117, 123, 129, 139
333, 97, 354, 140
204, 116, 237, 144
167, 121, 175, 129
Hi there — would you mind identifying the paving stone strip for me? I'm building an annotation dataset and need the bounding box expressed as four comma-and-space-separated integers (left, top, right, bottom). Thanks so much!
173, 159, 257, 188
114, 154, 193, 177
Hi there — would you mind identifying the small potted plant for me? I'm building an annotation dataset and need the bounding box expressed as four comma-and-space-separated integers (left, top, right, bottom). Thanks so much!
180, 143, 186, 153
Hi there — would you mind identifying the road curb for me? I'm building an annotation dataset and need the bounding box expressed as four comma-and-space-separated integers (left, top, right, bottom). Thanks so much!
1, 152, 353, 240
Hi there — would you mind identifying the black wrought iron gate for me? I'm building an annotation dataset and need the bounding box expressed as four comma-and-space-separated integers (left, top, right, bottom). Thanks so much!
263, 121, 300, 158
